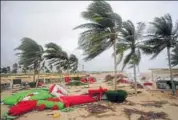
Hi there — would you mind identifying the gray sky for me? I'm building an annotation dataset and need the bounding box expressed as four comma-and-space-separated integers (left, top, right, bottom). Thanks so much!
1, 1, 178, 72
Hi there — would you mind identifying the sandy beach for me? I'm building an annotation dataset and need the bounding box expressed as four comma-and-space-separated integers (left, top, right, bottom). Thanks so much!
1, 78, 178, 120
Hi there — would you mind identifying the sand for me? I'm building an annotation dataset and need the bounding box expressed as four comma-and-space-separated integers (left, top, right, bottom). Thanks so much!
1, 81, 178, 120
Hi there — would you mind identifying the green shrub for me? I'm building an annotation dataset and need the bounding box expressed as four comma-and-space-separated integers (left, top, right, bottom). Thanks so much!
71, 76, 81, 81
28, 82, 36, 88
106, 90, 128, 103
66, 81, 86, 86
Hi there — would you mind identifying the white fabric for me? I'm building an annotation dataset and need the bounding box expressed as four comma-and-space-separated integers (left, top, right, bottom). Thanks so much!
22, 96, 31, 101
50, 84, 68, 97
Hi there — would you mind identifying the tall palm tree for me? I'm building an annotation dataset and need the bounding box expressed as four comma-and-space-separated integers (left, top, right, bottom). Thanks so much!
15, 37, 44, 82
116, 20, 146, 93
171, 44, 178, 67
74, 1, 122, 90
143, 14, 178, 95
44, 42, 78, 73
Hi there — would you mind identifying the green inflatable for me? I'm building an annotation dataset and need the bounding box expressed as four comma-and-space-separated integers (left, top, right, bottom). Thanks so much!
2, 88, 53, 105
37, 100, 64, 109
3, 91, 29, 105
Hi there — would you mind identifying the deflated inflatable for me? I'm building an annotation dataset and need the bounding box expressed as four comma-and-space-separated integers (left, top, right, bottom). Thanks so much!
60, 95, 96, 107
8, 100, 37, 116
37, 100, 64, 109
2, 88, 53, 105
49, 84, 68, 97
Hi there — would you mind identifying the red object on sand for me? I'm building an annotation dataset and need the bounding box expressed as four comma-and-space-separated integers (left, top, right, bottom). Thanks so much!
51, 105, 59, 110
60, 95, 96, 107
64, 76, 71, 83
38, 82, 43, 87
36, 104, 46, 111
49, 84, 56, 93
88, 77, 96, 84
144, 82, 153, 86
80, 77, 96, 84
8, 100, 37, 116
88, 87, 107, 100
80, 78, 87, 83
119, 79, 129, 84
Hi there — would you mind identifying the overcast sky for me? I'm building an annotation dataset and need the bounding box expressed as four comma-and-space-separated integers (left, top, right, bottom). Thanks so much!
1, 1, 178, 72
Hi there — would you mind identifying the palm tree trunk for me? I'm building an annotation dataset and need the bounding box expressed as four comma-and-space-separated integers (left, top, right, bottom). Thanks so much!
133, 64, 137, 95
167, 47, 176, 95
113, 39, 117, 90
35, 70, 39, 88
33, 69, 35, 82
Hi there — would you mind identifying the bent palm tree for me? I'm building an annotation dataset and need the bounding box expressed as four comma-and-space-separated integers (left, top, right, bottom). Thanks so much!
171, 44, 178, 67
15, 37, 44, 82
74, 1, 122, 90
116, 20, 146, 93
44, 42, 78, 73
143, 14, 178, 95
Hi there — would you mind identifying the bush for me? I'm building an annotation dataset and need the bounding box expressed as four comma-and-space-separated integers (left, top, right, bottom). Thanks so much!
66, 81, 86, 86
28, 82, 36, 88
71, 76, 81, 81
106, 90, 128, 103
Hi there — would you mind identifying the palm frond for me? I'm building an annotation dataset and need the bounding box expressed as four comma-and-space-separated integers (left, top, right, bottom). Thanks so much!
121, 50, 134, 71
73, 23, 103, 30
135, 22, 146, 40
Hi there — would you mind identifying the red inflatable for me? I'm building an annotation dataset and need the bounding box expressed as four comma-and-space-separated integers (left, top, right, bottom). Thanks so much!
144, 82, 153, 86
88, 87, 107, 100
80, 77, 87, 83
60, 95, 96, 107
119, 79, 130, 84
64, 76, 71, 83
38, 82, 43, 87
59, 87, 107, 107
80, 77, 96, 84
8, 100, 37, 116
88, 77, 96, 84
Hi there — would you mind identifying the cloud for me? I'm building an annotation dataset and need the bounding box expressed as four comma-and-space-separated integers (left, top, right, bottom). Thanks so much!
1, 1, 178, 72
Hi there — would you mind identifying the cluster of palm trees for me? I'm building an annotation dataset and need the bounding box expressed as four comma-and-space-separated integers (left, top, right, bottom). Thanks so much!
15, 37, 78, 81
74, 1, 178, 95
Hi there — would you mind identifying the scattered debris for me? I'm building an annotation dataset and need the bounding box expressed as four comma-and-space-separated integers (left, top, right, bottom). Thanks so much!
140, 100, 168, 108
85, 104, 115, 114
105, 75, 114, 82
47, 112, 60, 119
124, 108, 170, 120
170, 103, 178, 107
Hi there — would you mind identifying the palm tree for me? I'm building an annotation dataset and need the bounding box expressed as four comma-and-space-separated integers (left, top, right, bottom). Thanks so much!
12, 63, 18, 73
143, 14, 178, 95
74, 1, 122, 90
116, 20, 146, 93
62, 53, 79, 73
15, 37, 44, 82
44, 42, 78, 73
171, 44, 178, 67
